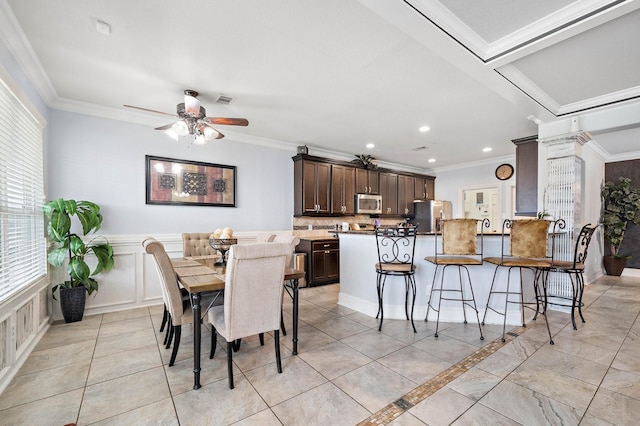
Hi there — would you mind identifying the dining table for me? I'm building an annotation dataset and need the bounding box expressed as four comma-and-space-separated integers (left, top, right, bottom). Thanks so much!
172, 257, 305, 390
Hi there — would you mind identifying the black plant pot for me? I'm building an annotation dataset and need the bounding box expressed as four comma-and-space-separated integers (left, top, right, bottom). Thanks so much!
59, 286, 87, 323
603, 255, 626, 276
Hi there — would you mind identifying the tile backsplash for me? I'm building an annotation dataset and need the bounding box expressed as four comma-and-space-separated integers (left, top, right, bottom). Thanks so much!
292, 215, 401, 237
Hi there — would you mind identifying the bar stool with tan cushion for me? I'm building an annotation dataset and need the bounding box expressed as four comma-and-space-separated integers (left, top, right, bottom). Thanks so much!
482, 219, 556, 344
425, 218, 489, 340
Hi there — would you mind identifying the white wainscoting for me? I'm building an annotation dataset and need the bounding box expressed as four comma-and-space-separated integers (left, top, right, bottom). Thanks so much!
51, 232, 284, 319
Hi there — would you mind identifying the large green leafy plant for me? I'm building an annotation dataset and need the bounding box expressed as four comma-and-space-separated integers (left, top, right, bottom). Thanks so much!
601, 177, 640, 257
43, 199, 114, 295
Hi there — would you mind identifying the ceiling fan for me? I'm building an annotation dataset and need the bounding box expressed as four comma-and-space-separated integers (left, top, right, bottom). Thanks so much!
124, 90, 248, 144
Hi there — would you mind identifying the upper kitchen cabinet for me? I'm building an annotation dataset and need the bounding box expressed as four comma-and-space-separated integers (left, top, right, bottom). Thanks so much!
379, 172, 399, 215
398, 174, 414, 216
513, 135, 538, 217
355, 168, 379, 194
331, 164, 356, 214
294, 158, 331, 216
414, 176, 435, 200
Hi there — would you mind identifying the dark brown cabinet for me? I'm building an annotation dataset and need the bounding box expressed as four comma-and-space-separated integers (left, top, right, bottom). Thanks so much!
414, 176, 435, 200
331, 165, 356, 214
296, 239, 339, 286
293, 154, 434, 217
294, 159, 331, 216
513, 135, 538, 217
379, 172, 398, 215
355, 168, 379, 194
398, 174, 414, 216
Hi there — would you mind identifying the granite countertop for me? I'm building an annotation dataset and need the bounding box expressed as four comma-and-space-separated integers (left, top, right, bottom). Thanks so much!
299, 235, 339, 241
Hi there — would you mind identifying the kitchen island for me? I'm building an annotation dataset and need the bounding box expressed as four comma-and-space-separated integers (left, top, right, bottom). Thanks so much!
337, 230, 537, 326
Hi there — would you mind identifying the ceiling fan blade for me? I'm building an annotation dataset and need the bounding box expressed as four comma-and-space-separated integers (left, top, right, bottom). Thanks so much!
154, 123, 175, 131
123, 104, 178, 118
204, 117, 249, 126
202, 121, 225, 139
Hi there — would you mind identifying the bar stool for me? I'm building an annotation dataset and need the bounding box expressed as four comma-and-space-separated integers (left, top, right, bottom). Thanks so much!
540, 223, 596, 330
375, 226, 418, 333
482, 219, 558, 344
425, 218, 489, 340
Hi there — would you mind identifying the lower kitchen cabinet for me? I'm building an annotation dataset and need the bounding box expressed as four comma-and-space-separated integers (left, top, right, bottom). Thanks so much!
296, 238, 339, 286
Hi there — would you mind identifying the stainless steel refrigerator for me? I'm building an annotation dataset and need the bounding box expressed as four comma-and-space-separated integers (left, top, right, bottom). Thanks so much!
410, 200, 452, 232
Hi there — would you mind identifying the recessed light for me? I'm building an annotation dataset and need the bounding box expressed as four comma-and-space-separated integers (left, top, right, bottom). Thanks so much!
366, 143, 375, 149
482, 147, 492, 152
419, 126, 430, 133
428, 158, 436, 163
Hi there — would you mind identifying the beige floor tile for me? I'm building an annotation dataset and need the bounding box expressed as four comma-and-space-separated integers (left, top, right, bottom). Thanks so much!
585, 387, 640, 425
271, 382, 370, 426
0, 389, 82, 425
78, 367, 171, 424
526, 344, 609, 386
411, 334, 479, 364
341, 328, 406, 359
450, 402, 520, 425
102, 306, 151, 323
94, 327, 158, 358
18, 339, 95, 375
378, 345, 452, 385
299, 341, 372, 380
600, 367, 640, 400
233, 408, 283, 425
507, 362, 597, 411
479, 380, 582, 425
312, 315, 370, 339
0, 361, 90, 410
380, 317, 438, 344
332, 362, 416, 413
165, 346, 228, 395
387, 411, 428, 425
89, 398, 178, 426
344, 311, 382, 328
97, 315, 155, 338
173, 375, 268, 425
244, 355, 327, 406
409, 387, 475, 426
279, 324, 336, 354
446, 367, 502, 401
87, 342, 162, 385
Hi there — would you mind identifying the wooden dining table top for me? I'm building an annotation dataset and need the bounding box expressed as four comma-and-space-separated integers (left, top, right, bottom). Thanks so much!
171, 257, 304, 294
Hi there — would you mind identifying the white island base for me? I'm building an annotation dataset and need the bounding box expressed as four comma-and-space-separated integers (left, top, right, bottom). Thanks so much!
337, 232, 542, 326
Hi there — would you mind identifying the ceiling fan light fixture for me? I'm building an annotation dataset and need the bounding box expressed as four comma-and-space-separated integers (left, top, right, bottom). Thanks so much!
172, 120, 189, 137
194, 134, 207, 145
184, 91, 201, 116
203, 126, 219, 141
164, 127, 180, 141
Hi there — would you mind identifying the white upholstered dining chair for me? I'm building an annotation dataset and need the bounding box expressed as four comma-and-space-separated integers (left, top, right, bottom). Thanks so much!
208, 242, 290, 389
143, 238, 193, 366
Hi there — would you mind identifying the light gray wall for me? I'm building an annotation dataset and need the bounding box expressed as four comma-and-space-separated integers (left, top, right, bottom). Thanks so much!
46, 109, 295, 234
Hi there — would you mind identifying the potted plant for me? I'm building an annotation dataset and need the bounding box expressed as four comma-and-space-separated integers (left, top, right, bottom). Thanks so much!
43, 198, 115, 322
601, 177, 640, 276
351, 154, 377, 169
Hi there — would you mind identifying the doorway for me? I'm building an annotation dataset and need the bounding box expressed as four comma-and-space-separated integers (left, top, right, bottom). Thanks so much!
462, 187, 500, 232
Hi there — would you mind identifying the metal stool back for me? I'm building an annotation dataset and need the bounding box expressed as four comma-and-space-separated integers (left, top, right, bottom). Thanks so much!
375, 226, 418, 332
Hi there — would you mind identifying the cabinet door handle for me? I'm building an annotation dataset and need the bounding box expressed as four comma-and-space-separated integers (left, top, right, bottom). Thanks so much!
323, 244, 330, 247
325, 250, 330, 254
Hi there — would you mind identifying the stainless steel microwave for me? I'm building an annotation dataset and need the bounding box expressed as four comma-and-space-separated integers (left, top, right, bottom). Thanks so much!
355, 194, 382, 214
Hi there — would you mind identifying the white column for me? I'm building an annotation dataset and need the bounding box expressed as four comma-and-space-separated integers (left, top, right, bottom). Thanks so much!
539, 132, 590, 302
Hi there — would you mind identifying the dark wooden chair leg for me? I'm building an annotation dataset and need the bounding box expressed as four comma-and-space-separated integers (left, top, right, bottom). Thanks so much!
259, 333, 265, 346
159, 305, 168, 332
169, 325, 181, 366
227, 341, 234, 389
165, 324, 174, 349
210, 327, 217, 359
274, 330, 282, 373
281, 306, 287, 336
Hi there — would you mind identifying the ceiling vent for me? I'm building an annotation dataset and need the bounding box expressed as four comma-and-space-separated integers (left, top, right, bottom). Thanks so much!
216, 95, 234, 105
411, 146, 428, 151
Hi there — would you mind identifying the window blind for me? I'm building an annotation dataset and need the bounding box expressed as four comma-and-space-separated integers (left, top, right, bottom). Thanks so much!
0, 76, 46, 303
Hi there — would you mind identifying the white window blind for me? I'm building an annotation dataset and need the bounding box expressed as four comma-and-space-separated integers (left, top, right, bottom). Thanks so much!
0, 76, 46, 302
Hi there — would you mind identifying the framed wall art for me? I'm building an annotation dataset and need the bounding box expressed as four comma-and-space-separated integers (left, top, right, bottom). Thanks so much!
145, 155, 236, 207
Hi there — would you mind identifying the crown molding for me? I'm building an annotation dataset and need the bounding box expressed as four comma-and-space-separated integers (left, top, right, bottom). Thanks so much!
429, 154, 516, 175
0, 0, 57, 105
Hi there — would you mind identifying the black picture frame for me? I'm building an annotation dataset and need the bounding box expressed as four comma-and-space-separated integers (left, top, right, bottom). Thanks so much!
145, 155, 236, 207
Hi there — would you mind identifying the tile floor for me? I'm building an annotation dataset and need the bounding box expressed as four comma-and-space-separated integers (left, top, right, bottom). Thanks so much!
1, 274, 639, 425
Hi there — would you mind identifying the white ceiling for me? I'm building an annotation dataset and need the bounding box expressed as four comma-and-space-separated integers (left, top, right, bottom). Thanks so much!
2, 0, 639, 171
